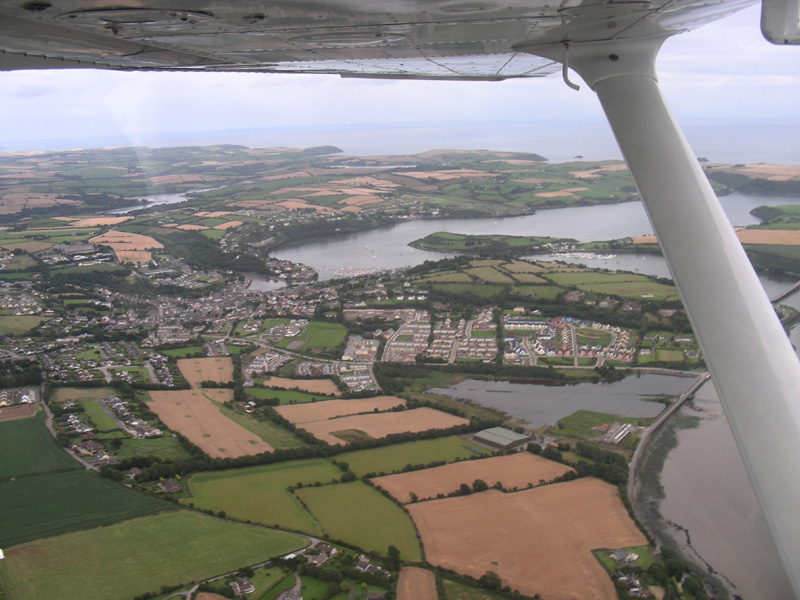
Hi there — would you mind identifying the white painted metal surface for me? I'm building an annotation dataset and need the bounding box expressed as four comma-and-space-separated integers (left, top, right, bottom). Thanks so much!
537, 38, 800, 595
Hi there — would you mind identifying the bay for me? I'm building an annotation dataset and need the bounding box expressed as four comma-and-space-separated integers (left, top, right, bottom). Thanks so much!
271, 193, 800, 280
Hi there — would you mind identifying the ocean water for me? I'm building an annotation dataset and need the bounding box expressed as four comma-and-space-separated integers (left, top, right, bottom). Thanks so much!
6, 120, 799, 166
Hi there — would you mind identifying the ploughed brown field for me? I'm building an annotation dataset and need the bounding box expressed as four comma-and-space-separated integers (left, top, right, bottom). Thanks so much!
373, 453, 574, 503
397, 567, 438, 600
0, 404, 37, 421
262, 376, 341, 396
407, 478, 646, 600
299, 407, 469, 446
275, 396, 406, 424
178, 358, 234, 388
147, 389, 272, 458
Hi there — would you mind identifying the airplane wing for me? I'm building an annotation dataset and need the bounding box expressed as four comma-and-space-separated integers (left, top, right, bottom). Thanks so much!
2, 0, 799, 597
0, 0, 755, 77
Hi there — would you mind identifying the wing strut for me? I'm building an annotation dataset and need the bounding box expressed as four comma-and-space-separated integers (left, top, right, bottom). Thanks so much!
524, 37, 800, 596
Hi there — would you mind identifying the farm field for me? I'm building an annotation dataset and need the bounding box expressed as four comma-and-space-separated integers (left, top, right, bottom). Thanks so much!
0, 410, 79, 480
295, 481, 421, 560
116, 436, 194, 461
274, 396, 406, 424
0, 404, 36, 422
262, 376, 342, 396
0, 315, 45, 335
0, 469, 174, 547
217, 403, 307, 450
178, 357, 234, 387
50, 386, 118, 402
147, 389, 273, 458
299, 407, 469, 445
407, 478, 647, 600
0, 510, 307, 600
373, 453, 574, 503
336, 436, 488, 477
246, 387, 322, 404
183, 459, 342, 534
296, 322, 348, 352
397, 567, 438, 600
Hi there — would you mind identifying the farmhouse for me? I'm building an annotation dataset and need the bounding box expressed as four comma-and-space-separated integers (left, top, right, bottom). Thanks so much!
473, 426, 531, 450
230, 577, 256, 597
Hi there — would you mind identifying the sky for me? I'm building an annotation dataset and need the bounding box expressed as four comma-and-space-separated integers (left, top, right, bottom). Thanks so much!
1, 4, 798, 161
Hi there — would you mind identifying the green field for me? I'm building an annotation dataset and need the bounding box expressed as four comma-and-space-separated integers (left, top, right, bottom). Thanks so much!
0, 316, 45, 335
0, 410, 79, 480
218, 404, 307, 449
0, 469, 174, 547
297, 322, 348, 352
117, 436, 194, 461
183, 459, 342, 534
442, 578, 509, 600
246, 386, 323, 404
160, 345, 203, 357
509, 285, 564, 301
295, 481, 421, 560
549, 410, 656, 441
0, 510, 307, 600
79, 401, 121, 432
336, 436, 488, 477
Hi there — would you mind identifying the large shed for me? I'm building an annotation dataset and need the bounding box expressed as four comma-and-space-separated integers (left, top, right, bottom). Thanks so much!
473, 427, 531, 450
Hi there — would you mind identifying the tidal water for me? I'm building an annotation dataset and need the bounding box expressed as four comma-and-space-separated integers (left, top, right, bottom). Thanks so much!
271, 193, 800, 280
427, 374, 694, 429
657, 382, 794, 599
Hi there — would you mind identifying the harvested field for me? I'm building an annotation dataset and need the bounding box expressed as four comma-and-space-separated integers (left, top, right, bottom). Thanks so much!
196, 595, 228, 600
194, 211, 231, 218
0, 240, 53, 252
403, 169, 493, 181
397, 567, 438, 600
262, 376, 341, 396
57, 216, 132, 227
176, 224, 209, 230
275, 396, 406, 424
147, 389, 272, 458
569, 163, 628, 178
299, 407, 468, 446
736, 228, 800, 245
178, 357, 234, 388
115, 250, 154, 264
89, 230, 163, 263
89, 230, 163, 250
213, 220, 243, 229
535, 187, 590, 198
0, 404, 36, 421
373, 453, 573, 503
407, 478, 647, 600
719, 164, 800, 181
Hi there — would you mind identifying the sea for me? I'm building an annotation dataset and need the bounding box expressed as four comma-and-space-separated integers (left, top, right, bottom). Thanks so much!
4, 120, 800, 166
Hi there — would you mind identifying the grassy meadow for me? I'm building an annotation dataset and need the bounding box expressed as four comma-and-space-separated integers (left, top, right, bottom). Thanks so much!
183, 459, 342, 534
295, 481, 421, 560
336, 436, 488, 477
0, 511, 307, 600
